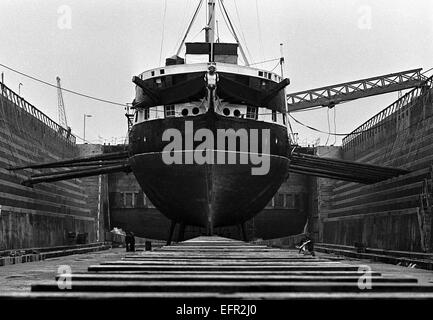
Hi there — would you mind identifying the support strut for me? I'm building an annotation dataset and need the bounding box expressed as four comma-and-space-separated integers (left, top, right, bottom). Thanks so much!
167, 220, 177, 246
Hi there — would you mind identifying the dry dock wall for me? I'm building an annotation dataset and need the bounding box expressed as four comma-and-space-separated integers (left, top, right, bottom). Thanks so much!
0, 83, 102, 250
315, 80, 433, 252
77, 144, 110, 243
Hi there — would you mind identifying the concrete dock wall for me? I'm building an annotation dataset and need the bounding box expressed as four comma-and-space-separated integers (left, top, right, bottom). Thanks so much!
0, 83, 99, 250
318, 83, 433, 252
77, 144, 110, 243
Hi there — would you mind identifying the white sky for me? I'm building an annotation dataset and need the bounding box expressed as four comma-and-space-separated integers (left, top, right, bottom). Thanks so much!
0, 0, 432, 145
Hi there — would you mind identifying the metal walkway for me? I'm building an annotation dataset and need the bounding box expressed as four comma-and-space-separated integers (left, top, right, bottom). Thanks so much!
25, 236, 433, 300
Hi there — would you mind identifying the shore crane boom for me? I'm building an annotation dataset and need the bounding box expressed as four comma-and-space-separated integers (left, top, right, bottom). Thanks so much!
287, 68, 426, 112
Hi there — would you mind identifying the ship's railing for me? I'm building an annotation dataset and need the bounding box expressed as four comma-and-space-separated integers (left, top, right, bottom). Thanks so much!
342, 76, 433, 149
0, 81, 76, 144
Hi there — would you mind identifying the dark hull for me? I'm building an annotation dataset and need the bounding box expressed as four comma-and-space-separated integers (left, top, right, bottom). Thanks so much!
129, 151, 290, 228
128, 112, 290, 230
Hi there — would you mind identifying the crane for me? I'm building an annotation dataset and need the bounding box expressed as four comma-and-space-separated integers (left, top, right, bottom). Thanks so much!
287, 68, 427, 112
56, 76, 69, 129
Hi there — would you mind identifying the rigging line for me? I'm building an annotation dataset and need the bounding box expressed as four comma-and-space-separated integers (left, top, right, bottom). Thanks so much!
159, 0, 168, 65
255, 0, 264, 61
325, 108, 330, 145
288, 100, 352, 113
219, 0, 250, 65
175, 0, 205, 56
421, 68, 433, 79
422, 67, 433, 75
190, 28, 206, 42
248, 58, 280, 66
288, 113, 354, 136
233, 0, 252, 57
216, 0, 236, 39
217, 0, 246, 55
270, 61, 280, 73
0, 63, 127, 107
285, 107, 295, 139
333, 107, 337, 145
289, 105, 326, 113
219, 2, 243, 52
173, 0, 193, 53
233, 0, 252, 60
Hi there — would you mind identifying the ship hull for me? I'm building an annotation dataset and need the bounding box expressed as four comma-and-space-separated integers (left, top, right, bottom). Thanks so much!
129, 151, 290, 228
128, 112, 290, 231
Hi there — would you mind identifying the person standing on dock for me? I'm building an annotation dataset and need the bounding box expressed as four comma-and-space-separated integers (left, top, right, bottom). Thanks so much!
125, 231, 135, 252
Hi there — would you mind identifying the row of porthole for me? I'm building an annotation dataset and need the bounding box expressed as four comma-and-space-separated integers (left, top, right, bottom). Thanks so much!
180, 107, 242, 117
181, 107, 201, 117
179, 107, 283, 124
222, 108, 241, 117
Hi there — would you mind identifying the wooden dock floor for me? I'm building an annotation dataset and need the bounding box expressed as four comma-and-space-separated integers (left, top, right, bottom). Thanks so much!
1, 236, 433, 301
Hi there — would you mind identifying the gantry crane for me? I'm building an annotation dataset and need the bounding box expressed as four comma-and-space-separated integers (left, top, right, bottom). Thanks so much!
287, 68, 427, 112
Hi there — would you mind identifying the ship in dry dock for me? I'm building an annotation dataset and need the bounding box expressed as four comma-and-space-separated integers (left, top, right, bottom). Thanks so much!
128, 0, 291, 234
6, 1, 419, 245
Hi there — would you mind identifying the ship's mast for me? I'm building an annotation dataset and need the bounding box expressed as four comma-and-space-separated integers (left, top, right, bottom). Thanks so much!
205, 0, 216, 43
175, 0, 250, 65
205, 0, 216, 62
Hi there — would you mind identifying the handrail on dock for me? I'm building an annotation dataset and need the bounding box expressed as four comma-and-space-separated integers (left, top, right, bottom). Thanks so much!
0, 81, 76, 144
342, 76, 433, 149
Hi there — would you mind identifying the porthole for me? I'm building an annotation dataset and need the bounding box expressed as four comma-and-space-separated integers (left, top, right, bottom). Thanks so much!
233, 109, 241, 117
181, 108, 189, 116
192, 107, 199, 115
223, 108, 230, 116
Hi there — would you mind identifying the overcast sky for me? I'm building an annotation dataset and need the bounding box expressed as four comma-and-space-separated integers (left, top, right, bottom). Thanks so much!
1, 0, 432, 145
